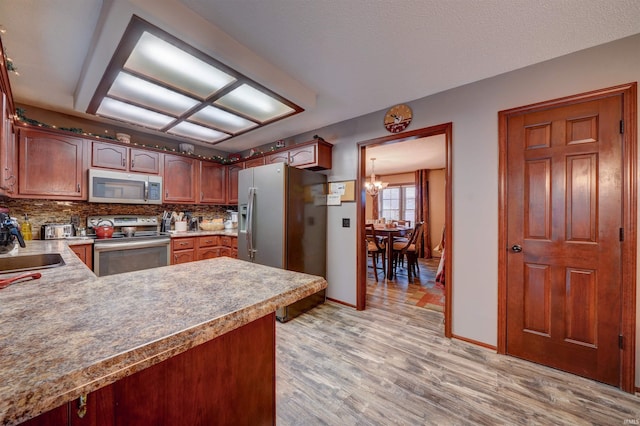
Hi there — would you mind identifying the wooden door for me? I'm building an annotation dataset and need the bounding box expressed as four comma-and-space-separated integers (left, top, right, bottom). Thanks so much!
505, 95, 623, 385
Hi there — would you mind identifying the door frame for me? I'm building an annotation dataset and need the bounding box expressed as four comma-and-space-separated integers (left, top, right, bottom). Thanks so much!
497, 83, 637, 392
356, 122, 453, 338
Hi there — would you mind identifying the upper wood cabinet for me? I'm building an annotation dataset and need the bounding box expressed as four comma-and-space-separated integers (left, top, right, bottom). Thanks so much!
17, 128, 87, 200
243, 156, 265, 168
199, 161, 226, 204
163, 154, 197, 203
288, 141, 332, 170
92, 141, 160, 174
226, 163, 243, 205
264, 140, 332, 171
0, 93, 16, 196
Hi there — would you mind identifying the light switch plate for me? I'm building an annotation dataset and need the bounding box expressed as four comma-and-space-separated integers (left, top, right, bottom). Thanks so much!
342, 218, 350, 228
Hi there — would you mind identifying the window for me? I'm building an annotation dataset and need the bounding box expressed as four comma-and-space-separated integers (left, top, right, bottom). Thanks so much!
380, 185, 415, 224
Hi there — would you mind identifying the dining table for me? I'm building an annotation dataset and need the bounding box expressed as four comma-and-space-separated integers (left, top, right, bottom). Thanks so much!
373, 225, 412, 280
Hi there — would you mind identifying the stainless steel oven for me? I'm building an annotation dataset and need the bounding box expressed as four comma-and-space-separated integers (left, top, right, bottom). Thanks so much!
88, 215, 171, 277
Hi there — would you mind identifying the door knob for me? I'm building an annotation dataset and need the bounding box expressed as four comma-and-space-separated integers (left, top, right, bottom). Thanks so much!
511, 244, 523, 253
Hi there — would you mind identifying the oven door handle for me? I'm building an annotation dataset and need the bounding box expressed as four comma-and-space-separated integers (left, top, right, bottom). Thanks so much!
144, 180, 149, 202
94, 238, 171, 252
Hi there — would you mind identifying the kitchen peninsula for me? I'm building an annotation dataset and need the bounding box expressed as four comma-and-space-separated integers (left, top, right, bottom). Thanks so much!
0, 240, 327, 425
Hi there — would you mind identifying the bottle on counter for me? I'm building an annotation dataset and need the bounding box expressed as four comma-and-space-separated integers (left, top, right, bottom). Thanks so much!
21, 214, 32, 241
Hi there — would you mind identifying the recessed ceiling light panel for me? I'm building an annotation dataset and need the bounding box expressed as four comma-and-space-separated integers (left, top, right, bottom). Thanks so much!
190, 105, 258, 134
88, 16, 303, 146
125, 32, 237, 99
214, 84, 295, 123
97, 97, 175, 129
109, 72, 199, 115
167, 121, 230, 143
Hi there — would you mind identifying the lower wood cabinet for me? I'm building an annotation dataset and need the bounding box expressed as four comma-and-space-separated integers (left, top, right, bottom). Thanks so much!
171, 235, 237, 264
22, 313, 276, 426
69, 244, 93, 270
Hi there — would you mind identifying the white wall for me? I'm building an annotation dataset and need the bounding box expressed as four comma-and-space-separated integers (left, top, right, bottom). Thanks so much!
289, 34, 640, 384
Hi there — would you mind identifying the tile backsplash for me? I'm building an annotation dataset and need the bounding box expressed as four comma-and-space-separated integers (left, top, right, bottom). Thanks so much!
0, 198, 234, 239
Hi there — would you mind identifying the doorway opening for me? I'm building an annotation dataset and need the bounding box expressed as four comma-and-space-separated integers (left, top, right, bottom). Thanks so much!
356, 123, 453, 337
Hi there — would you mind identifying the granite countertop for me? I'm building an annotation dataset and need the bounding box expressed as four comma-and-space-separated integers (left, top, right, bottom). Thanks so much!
0, 241, 326, 425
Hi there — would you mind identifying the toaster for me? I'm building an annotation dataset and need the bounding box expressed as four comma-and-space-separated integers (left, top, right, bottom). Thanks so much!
41, 223, 74, 239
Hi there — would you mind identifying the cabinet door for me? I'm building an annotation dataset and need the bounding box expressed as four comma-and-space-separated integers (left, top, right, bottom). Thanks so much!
18, 129, 86, 199
226, 164, 243, 205
244, 157, 265, 168
92, 141, 127, 170
70, 244, 93, 270
0, 93, 16, 195
288, 144, 317, 168
173, 250, 195, 264
266, 152, 288, 165
198, 247, 221, 260
163, 154, 196, 203
130, 148, 160, 174
199, 161, 226, 204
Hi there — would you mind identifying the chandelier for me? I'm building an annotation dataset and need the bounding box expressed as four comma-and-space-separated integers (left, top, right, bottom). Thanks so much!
364, 158, 388, 197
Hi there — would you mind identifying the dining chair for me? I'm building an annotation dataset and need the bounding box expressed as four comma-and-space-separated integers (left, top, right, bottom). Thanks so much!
391, 222, 424, 280
365, 223, 386, 281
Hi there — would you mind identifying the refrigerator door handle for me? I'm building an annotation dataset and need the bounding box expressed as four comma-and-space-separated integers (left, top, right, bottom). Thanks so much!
246, 187, 256, 260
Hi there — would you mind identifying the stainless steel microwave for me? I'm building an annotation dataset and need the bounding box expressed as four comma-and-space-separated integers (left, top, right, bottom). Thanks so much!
88, 169, 163, 204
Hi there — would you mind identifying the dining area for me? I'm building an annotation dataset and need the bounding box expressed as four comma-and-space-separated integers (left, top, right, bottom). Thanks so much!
366, 220, 424, 282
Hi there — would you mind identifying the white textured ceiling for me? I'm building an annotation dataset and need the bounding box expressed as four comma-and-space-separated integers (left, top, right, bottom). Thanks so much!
1, 0, 639, 155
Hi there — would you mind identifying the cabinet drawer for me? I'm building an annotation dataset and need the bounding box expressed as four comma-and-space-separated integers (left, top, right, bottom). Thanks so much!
198, 235, 220, 248
172, 237, 195, 250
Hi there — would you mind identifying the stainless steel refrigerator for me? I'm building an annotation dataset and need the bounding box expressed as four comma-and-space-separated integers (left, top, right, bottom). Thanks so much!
238, 163, 327, 322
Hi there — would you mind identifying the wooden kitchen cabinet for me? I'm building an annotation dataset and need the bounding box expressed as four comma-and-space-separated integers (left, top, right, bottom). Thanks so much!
171, 237, 195, 264
265, 151, 288, 165
0, 36, 16, 197
197, 235, 221, 260
288, 140, 332, 170
226, 163, 242, 205
17, 127, 87, 200
221, 235, 238, 258
163, 154, 197, 203
0, 93, 16, 196
70, 244, 93, 270
92, 141, 160, 174
243, 156, 265, 168
22, 313, 275, 426
199, 161, 226, 204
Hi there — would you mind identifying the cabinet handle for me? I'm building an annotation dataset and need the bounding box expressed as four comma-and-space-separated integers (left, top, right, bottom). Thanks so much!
122, 158, 126, 167
131, 159, 135, 168
77, 394, 87, 418
200, 191, 204, 201
77, 183, 81, 193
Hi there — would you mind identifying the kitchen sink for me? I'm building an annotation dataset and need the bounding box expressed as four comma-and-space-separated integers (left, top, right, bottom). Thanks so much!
0, 253, 66, 274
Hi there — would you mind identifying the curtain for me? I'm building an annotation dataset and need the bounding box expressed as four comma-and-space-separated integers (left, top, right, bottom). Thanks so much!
371, 194, 379, 219
415, 169, 431, 259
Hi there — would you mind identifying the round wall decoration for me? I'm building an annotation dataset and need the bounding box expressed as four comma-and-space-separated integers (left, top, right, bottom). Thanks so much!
383, 104, 412, 133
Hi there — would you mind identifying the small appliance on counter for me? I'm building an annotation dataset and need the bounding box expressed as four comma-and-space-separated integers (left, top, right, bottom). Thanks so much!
41, 223, 74, 240
0, 208, 26, 254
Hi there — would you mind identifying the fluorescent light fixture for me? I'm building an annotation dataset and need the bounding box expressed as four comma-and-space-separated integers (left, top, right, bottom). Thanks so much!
214, 84, 295, 123
109, 72, 199, 115
190, 105, 258, 134
88, 16, 303, 146
96, 98, 175, 129
125, 32, 237, 98
168, 121, 230, 143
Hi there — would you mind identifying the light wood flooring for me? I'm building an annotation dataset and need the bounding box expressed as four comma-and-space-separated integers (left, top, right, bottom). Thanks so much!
275, 267, 640, 424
